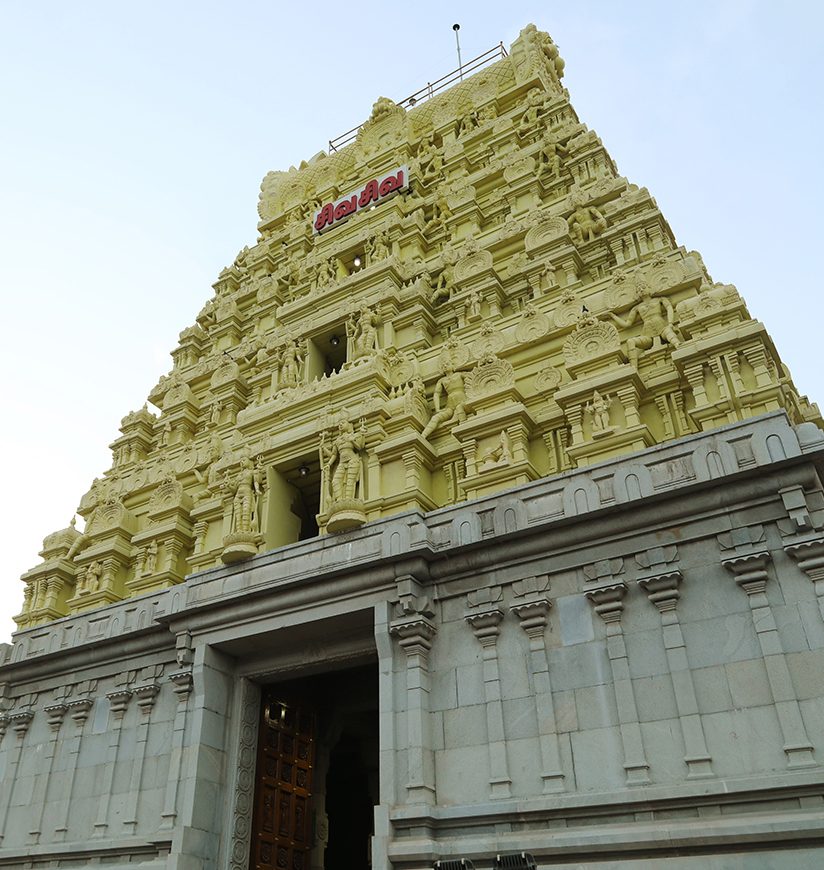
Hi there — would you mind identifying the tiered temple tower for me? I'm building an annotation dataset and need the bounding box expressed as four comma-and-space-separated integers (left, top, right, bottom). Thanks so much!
3, 24, 824, 870
14, 24, 819, 629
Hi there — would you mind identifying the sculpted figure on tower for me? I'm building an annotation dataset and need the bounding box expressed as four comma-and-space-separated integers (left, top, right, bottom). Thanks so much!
228, 455, 263, 536
348, 305, 381, 361
610, 281, 681, 365
321, 420, 366, 505
422, 358, 469, 440
568, 191, 607, 244
277, 337, 307, 388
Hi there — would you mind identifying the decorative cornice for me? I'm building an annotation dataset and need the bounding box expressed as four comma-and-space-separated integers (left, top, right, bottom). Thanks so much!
585, 582, 628, 623
509, 598, 551, 637
390, 616, 437, 657
10, 709, 35, 736
721, 552, 771, 595
637, 571, 682, 613
169, 671, 194, 699
106, 689, 133, 718
67, 697, 94, 724
465, 608, 505, 645
44, 702, 69, 731
134, 683, 161, 713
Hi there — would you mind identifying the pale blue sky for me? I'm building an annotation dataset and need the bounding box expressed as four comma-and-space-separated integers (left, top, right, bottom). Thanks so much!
1, 1, 822, 641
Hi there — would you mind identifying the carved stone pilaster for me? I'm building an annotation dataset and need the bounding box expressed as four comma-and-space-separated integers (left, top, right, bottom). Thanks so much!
585, 581, 650, 785
465, 608, 504, 644
466, 596, 511, 799
227, 679, 261, 870
510, 575, 566, 793
636, 563, 714, 780
170, 671, 194, 700
106, 689, 133, 719
722, 552, 771, 596
0, 709, 34, 843
67, 697, 94, 724
44, 703, 69, 731
9, 709, 34, 736
135, 682, 161, 713
124, 680, 162, 831
722, 543, 816, 769
161, 669, 194, 831
391, 616, 437, 658
785, 537, 824, 624
510, 598, 550, 636
54, 688, 95, 840
391, 610, 437, 805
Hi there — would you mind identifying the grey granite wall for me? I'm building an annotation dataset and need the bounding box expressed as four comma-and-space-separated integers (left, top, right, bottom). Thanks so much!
2, 412, 824, 868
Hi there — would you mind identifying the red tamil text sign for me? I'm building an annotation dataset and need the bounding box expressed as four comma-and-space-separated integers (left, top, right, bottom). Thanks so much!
313, 166, 408, 234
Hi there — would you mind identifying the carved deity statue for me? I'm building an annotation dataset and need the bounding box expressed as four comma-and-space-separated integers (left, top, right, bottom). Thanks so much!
80, 560, 102, 595
609, 281, 681, 365
277, 337, 307, 387
537, 134, 568, 179
432, 264, 453, 305
209, 398, 223, 427
246, 338, 270, 375
370, 231, 391, 262
425, 193, 452, 235
457, 110, 480, 138
422, 360, 469, 439
194, 434, 224, 495
348, 305, 381, 361
320, 420, 366, 505
466, 288, 483, 320
316, 257, 338, 288
419, 136, 443, 184
518, 88, 544, 133
568, 193, 607, 244
586, 390, 613, 433
480, 431, 513, 467
144, 540, 158, 574
228, 456, 263, 535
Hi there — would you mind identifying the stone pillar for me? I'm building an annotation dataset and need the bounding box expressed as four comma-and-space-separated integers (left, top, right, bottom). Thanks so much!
390, 612, 437, 805
168, 645, 235, 870
160, 670, 194, 829
636, 570, 714, 779
466, 601, 512, 799
94, 685, 134, 836
372, 601, 395, 870
586, 583, 650, 785
0, 708, 34, 844
510, 577, 566, 793
722, 551, 816, 769
122, 681, 161, 832
29, 700, 68, 843
223, 677, 261, 870
784, 538, 824, 624
54, 696, 95, 840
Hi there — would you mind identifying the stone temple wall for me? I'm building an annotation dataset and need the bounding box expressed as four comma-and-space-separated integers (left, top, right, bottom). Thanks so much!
2, 413, 824, 868
3, 19, 824, 870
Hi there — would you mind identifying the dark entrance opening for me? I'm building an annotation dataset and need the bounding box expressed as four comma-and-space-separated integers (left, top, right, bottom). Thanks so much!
250, 664, 378, 870
324, 726, 375, 868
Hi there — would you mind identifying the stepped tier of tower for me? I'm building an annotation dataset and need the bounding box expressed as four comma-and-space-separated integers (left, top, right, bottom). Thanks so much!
15, 24, 820, 630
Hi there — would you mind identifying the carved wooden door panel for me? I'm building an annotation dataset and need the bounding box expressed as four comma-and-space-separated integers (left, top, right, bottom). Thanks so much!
250, 694, 315, 870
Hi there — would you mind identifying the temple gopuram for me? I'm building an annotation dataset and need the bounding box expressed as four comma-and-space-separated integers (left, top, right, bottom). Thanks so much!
2, 23, 824, 870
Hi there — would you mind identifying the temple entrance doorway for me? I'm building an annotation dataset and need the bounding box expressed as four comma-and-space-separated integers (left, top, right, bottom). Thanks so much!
249, 664, 379, 870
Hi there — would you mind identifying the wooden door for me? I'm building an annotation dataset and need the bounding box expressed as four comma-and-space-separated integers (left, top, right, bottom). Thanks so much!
250, 694, 316, 870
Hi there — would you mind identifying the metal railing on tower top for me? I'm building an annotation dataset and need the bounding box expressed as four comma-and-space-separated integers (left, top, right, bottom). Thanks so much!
328, 42, 508, 153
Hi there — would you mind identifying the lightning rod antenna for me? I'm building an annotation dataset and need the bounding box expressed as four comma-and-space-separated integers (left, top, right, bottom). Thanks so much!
453, 23, 463, 80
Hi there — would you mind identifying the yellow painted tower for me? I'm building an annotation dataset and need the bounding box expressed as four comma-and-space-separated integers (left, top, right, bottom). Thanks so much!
16, 24, 820, 630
